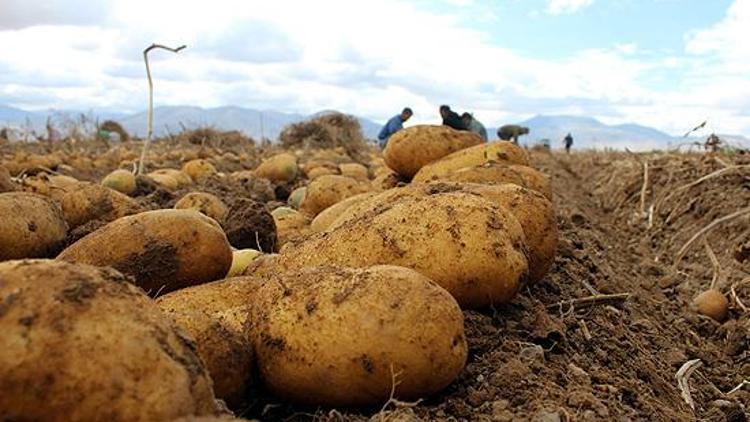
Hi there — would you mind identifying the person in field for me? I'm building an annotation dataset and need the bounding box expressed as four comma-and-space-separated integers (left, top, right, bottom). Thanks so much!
461, 113, 488, 141
497, 124, 529, 144
440, 105, 466, 131
378, 107, 413, 148
564, 133, 574, 153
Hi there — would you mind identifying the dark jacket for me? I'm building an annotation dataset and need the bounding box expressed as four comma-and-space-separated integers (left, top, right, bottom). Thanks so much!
442, 111, 466, 131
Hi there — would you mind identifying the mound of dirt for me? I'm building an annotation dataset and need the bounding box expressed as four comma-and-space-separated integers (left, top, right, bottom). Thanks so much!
279, 112, 370, 161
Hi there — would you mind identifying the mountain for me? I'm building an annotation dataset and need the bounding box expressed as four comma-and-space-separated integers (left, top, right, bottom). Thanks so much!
2, 104, 748, 150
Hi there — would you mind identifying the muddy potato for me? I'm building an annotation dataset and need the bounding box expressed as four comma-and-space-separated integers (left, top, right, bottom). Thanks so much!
175, 192, 229, 224
310, 192, 376, 232
249, 265, 467, 406
149, 168, 193, 189
306, 166, 338, 180
383, 125, 483, 179
254, 153, 298, 183
58, 209, 232, 294
266, 193, 529, 308
0, 192, 68, 261
339, 163, 369, 181
183, 159, 218, 182
101, 169, 136, 195
60, 182, 144, 229
287, 187, 307, 209
0, 260, 219, 421
441, 163, 553, 200
273, 208, 311, 251
20, 173, 79, 201
227, 249, 262, 277
371, 170, 401, 191
328, 182, 556, 284
299, 175, 369, 216
412, 141, 530, 183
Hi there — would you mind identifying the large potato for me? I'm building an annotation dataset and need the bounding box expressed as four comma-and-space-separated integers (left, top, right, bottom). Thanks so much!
383, 125, 483, 179
58, 209, 232, 295
249, 265, 467, 406
175, 192, 229, 224
0, 260, 219, 421
254, 153, 298, 182
0, 192, 68, 261
310, 192, 376, 232
441, 163, 552, 199
299, 175, 369, 216
412, 141, 530, 182
264, 193, 529, 308
60, 182, 143, 228
328, 182, 556, 284
157, 276, 263, 406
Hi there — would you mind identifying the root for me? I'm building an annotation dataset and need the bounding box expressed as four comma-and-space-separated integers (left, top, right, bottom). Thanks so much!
676, 359, 702, 411
655, 165, 750, 216
547, 293, 631, 312
730, 277, 750, 313
673, 207, 750, 269
639, 161, 649, 215
373, 364, 422, 422
702, 239, 722, 290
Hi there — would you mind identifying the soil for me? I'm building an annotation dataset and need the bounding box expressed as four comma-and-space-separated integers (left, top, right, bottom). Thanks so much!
235, 150, 749, 421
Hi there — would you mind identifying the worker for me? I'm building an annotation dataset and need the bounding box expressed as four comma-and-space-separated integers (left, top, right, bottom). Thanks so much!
440, 105, 466, 131
377, 107, 413, 148
497, 125, 529, 144
564, 133, 573, 153
461, 112, 488, 141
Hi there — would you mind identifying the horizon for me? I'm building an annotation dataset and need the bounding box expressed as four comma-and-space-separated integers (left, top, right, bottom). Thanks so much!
1, 0, 748, 139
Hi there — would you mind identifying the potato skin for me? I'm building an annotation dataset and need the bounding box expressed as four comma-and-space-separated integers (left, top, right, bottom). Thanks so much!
439, 163, 552, 200
60, 182, 143, 228
412, 141, 530, 183
272, 209, 311, 251
299, 175, 369, 216
254, 153, 298, 182
58, 209, 232, 295
0, 260, 219, 421
310, 192, 375, 232
101, 169, 136, 195
268, 193, 529, 308
338, 163, 369, 181
183, 159, 217, 182
248, 265, 467, 406
174, 192, 229, 224
383, 125, 483, 179
0, 192, 68, 260
0, 164, 16, 192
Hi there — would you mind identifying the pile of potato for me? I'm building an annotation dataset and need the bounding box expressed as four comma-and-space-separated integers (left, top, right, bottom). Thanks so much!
0, 124, 558, 418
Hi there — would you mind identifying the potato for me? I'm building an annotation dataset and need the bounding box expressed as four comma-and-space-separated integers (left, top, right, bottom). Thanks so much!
265, 193, 529, 308
412, 141, 530, 182
58, 209, 232, 295
339, 163, 369, 181
299, 175, 369, 216
0, 260, 219, 421
0, 192, 68, 260
310, 192, 376, 232
254, 153, 298, 182
0, 164, 15, 192
371, 169, 401, 192
383, 125, 483, 179
248, 265, 467, 406
306, 166, 339, 180
273, 209, 311, 251
183, 159, 218, 182
270, 206, 297, 218
693, 289, 729, 322
60, 182, 144, 229
227, 249, 262, 277
440, 163, 553, 199
157, 276, 264, 404
149, 168, 193, 189
328, 182, 556, 284
175, 192, 229, 224
20, 173, 79, 200
101, 169, 136, 195
287, 187, 307, 209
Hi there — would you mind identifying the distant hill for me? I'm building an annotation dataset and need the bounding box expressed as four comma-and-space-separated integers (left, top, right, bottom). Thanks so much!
1, 104, 747, 150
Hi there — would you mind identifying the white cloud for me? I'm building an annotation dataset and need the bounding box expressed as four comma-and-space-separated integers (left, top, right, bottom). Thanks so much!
546, 0, 595, 15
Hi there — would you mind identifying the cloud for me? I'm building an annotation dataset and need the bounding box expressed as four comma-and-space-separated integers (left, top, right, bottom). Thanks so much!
0, 0, 110, 29
546, 0, 595, 15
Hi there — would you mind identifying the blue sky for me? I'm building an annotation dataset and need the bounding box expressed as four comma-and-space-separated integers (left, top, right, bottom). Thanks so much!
0, 0, 748, 136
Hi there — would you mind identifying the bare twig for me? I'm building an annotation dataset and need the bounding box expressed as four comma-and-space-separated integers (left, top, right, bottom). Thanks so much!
673, 207, 750, 269
137, 43, 187, 175
546, 293, 631, 312
730, 277, 750, 313
655, 165, 750, 215
702, 239, 721, 290
579, 319, 592, 341
640, 161, 649, 215
727, 380, 750, 396
676, 359, 703, 411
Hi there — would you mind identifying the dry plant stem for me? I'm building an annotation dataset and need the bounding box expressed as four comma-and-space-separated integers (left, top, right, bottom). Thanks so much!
673, 207, 750, 269
676, 359, 702, 411
546, 293, 631, 312
730, 277, 750, 312
640, 161, 649, 215
702, 239, 721, 290
137, 43, 186, 175
655, 165, 750, 215
376, 364, 422, 421
728, 380, 750, 396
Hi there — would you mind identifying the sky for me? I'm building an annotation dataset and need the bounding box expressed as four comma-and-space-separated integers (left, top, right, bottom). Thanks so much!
0, 0, 748, 136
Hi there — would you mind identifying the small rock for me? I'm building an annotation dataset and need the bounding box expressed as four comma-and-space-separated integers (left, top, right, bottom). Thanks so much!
532, 409, 561, 422
519, 345, 545, 364
567, 363, 591, 385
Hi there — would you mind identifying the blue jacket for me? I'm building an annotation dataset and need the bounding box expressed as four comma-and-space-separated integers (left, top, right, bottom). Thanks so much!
378, 114, 404, 147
